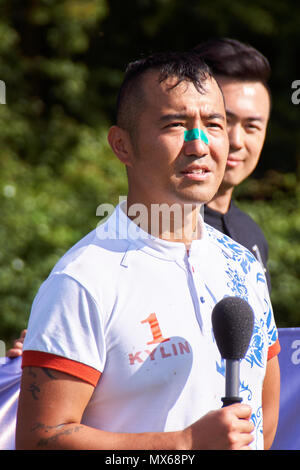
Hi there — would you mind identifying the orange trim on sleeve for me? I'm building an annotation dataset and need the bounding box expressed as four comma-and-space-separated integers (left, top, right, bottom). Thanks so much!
22, 350, 101, 387
267, 338, 281, 361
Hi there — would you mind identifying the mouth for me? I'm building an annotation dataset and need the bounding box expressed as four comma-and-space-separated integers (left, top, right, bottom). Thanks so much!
226, 155, 244, 168
180, 166, 211, 181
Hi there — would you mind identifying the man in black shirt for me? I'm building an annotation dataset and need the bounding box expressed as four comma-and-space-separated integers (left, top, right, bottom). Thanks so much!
193, 39, 271, 291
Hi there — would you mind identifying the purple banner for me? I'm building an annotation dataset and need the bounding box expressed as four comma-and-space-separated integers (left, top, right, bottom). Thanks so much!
0, 356, 22, 450
271, 328, 300, 450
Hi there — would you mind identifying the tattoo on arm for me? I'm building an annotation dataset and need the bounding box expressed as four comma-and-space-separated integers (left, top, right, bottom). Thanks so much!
28, 367, 37, 378
27, 382, 40, 400
26, 367, 57, 401
42, 368, 58, 380
31, 422, 83, 448
24, 368, 85, 448
31, 422, 65, 433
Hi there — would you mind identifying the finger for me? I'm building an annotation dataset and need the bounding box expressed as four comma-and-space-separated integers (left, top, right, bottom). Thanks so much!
20, 329, 27, 339
237, 418, 255, 433
7, 348, 22, 358
230, 430, 254, 450
230, 404, 252, 419
241, 432, 254, 447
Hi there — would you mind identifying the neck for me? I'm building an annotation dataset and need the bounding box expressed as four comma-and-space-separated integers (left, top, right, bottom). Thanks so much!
126, 196, 202, 247
207, 186, 234, 214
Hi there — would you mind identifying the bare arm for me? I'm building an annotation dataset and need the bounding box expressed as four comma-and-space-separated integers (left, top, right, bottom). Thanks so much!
16, 366, 254, 450
16, 366, 182, 450
262, 355, 280, 449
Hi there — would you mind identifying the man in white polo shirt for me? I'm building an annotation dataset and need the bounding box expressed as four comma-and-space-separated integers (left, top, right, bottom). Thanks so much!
16, 51, 280, 450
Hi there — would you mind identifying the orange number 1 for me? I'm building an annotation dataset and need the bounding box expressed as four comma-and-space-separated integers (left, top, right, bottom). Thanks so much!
141, 313, 170, 345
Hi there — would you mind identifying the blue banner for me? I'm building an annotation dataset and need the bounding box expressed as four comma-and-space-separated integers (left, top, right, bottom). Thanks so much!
0, 329, 299, 450
0, 356, 22, 450
271, 328, 300, 450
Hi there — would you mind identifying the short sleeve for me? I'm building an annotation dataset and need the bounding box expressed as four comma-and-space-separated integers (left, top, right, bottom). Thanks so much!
255, 264, 280, 361
22, 273, 106, 385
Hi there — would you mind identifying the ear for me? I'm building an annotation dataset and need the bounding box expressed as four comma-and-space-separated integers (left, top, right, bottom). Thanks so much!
107, 125, 133, 167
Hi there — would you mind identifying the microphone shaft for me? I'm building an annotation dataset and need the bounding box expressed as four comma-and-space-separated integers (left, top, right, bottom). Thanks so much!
222, 359, 242, 407
226, 359, 240, 397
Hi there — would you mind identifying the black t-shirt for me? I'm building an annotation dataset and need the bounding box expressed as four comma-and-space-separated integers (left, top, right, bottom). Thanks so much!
204, 202, 271, 292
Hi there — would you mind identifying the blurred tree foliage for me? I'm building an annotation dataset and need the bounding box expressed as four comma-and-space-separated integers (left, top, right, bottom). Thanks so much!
0, 0, 299, 346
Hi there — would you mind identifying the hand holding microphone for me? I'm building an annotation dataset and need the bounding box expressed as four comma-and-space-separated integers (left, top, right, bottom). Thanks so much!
182, 296, 255, 450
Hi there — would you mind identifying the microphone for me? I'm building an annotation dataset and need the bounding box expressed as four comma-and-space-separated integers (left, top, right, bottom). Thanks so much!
212, 296, 254, 407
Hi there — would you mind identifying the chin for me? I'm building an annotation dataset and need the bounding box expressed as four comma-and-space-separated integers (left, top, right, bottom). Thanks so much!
222, 174, 244, 188
178, 193, 215, 206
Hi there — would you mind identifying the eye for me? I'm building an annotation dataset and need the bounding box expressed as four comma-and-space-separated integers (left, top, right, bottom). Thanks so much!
245, 124, 261, 132
207, 121, 223, 129
167, 122, 184, 128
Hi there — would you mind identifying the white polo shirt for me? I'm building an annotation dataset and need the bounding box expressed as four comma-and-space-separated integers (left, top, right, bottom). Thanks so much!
23, 202, 280, 450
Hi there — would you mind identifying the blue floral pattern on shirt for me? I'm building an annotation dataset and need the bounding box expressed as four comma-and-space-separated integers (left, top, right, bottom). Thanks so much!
206, 226, 277, 449
225, 264, 248, 300
251, 406, 263, 449
206, 226, 257, 276
245, 319, 265, 369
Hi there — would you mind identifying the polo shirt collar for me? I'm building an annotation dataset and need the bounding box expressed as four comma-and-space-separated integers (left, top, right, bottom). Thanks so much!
113, 201, 208, 261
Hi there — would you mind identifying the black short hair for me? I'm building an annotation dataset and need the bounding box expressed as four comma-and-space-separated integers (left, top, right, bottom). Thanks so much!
193, 38, 271, 87
116, 51, 212, 135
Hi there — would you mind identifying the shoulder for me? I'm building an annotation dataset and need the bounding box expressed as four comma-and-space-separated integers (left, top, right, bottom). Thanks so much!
204, 222, 267, 287
205, 223, 257, 262
204, 224, 277, 344
229, 203, 267, 240
49, 223, 131, 294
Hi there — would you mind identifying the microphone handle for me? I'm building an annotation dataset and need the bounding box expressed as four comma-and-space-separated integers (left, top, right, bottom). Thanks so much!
221, 359, 243, 407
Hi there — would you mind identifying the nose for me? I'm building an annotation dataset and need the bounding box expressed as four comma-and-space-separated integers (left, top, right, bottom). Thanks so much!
228, 124, 244, 151
183, 134, 208, 158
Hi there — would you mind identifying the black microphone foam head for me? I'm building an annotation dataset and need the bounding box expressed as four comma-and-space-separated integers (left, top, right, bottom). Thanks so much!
212, 296, 254, 360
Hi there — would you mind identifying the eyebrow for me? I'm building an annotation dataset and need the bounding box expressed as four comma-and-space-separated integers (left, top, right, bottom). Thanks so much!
158, 112, 225, 122
204, 113, 225, 121
158, 113, 189, 123
226, 110, 264, 122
